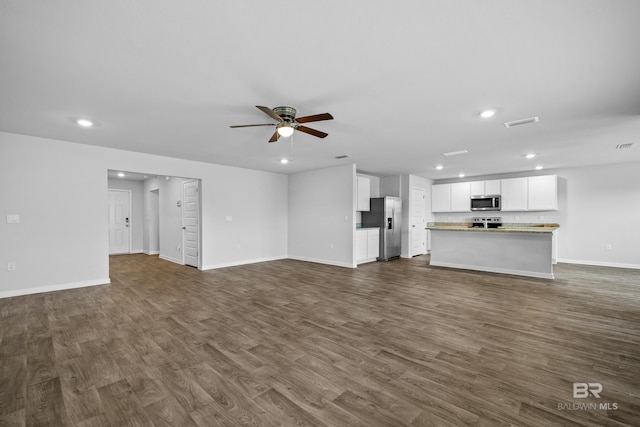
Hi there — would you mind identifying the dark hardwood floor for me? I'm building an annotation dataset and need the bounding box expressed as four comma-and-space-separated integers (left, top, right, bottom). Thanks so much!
1, 254, 639, 426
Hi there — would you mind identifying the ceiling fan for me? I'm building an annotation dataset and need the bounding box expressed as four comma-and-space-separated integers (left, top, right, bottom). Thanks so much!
230, 106, 333, 143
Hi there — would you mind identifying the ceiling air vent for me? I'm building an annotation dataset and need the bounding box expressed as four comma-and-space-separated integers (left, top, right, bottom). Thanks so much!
442, 149, 469, 157
615, 142, 636, 150
504, 116, 540, 128
334, 154, 351, 159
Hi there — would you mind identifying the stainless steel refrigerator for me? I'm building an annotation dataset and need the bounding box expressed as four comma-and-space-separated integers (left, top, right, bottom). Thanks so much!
361, 196, 402, 261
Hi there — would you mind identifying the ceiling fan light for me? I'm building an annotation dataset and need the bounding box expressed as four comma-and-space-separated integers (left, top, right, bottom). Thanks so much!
277, 124, 294, 137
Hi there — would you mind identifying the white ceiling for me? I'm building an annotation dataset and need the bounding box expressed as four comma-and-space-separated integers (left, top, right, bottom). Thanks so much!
1, 1, 639, 179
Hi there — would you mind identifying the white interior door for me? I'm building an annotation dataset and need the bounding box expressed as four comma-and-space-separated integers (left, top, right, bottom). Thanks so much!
108, 190, 131, 255
182, 180, 200, 267
411, 187, 426, 256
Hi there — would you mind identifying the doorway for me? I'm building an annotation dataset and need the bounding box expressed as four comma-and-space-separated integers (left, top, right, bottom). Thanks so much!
107, 170, 202, 269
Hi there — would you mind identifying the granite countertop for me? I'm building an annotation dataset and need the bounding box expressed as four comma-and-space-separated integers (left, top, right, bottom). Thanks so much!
426, 222, 559, 233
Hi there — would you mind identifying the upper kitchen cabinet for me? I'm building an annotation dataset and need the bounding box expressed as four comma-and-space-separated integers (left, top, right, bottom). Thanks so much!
450, 182, 471, 212
501, 175, 558, 211
501, 177, 528, 211
432, 182, 471, 212
431, 184, 451, 212
470, 179, 501, 196
528, 175, 558, 211
357, 175, 371, 211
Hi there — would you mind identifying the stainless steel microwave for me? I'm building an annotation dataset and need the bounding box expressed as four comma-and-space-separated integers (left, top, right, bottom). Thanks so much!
471, 195, 501, 211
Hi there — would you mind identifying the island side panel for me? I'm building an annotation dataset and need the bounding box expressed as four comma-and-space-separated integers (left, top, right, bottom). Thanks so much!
430, 230, 554, 279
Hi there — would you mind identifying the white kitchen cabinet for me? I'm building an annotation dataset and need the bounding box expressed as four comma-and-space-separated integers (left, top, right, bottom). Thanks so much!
356, 227, 379, 264
470, 181, 484, 196
470, 179, 501, 196
501, 175, 558, 212
450, 182, 471, 212
528, 175, 558, 211
367, 228, 380, 259
501, 177, 528, 211
431, 184, 451, 213
485, 179, 501, 195
356, 229, 368, 261
357, 176, 371, 211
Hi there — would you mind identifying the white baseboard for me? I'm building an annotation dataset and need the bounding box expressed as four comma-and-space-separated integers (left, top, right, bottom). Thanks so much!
287, 255, 356, 269
145, 250, 160, 255
430, 261, 554, 279
558, 259, 640, 270
201, 255, 287, 270
159, 255, 184, 265
0, 278, 111, 299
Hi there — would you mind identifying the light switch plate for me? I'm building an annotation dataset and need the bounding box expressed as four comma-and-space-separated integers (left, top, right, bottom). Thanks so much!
6, 214, 20, 224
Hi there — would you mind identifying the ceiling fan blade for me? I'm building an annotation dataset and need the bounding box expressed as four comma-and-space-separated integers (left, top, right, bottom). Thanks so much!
296, 125, 328, 139
268, 130, 280, 143
295, 113, 334, 123
229, 123, 275, 128
256, 106, 283, 122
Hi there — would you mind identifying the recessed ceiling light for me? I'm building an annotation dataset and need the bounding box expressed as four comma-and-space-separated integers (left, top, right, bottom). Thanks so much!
280, 158, 289, 164
479, 109, 496, 119
117, 172, 125, 177
535, 165, 544, 170
76, 118, 93, 127
435, 165, 444, 170
525, 153, 536, 159
458, 173, 465, 178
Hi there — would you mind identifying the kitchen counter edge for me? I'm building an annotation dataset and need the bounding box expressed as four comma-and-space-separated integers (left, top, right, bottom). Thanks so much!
426, 222, 559, 233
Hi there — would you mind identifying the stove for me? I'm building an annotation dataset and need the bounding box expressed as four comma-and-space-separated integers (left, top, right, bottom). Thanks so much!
471, 217, 503, 229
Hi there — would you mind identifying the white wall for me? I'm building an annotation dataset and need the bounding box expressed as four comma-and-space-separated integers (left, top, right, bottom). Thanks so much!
288, 164, 356, 268
143, 178, 160, 255
0, 131, 288, 298
108, 178, 144, 253
431, 163, 640, 268
380, 175, 401, 197
158, 177, 184, 264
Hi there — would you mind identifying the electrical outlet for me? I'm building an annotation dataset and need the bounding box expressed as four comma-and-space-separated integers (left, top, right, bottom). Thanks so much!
7, 262, 16, 271
605, 243, 612, 251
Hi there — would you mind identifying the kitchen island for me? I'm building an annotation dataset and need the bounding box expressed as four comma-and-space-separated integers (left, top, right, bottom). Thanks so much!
427, 223, 559, 279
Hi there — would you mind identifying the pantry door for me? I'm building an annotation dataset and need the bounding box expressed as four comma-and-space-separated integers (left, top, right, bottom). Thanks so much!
182, 180, 200, 267
411, 187, 426, 256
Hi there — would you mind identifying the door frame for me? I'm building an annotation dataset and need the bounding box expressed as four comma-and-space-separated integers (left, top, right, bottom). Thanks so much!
108, 189, 132, 255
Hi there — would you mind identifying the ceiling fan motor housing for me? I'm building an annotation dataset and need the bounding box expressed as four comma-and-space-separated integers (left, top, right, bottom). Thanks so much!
273, 106, 297, 122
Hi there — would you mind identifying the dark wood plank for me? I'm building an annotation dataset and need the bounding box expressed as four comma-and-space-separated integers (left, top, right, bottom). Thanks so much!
1, 254, 639, 426
25, 377, 68, 427
0, 356, 26, 415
